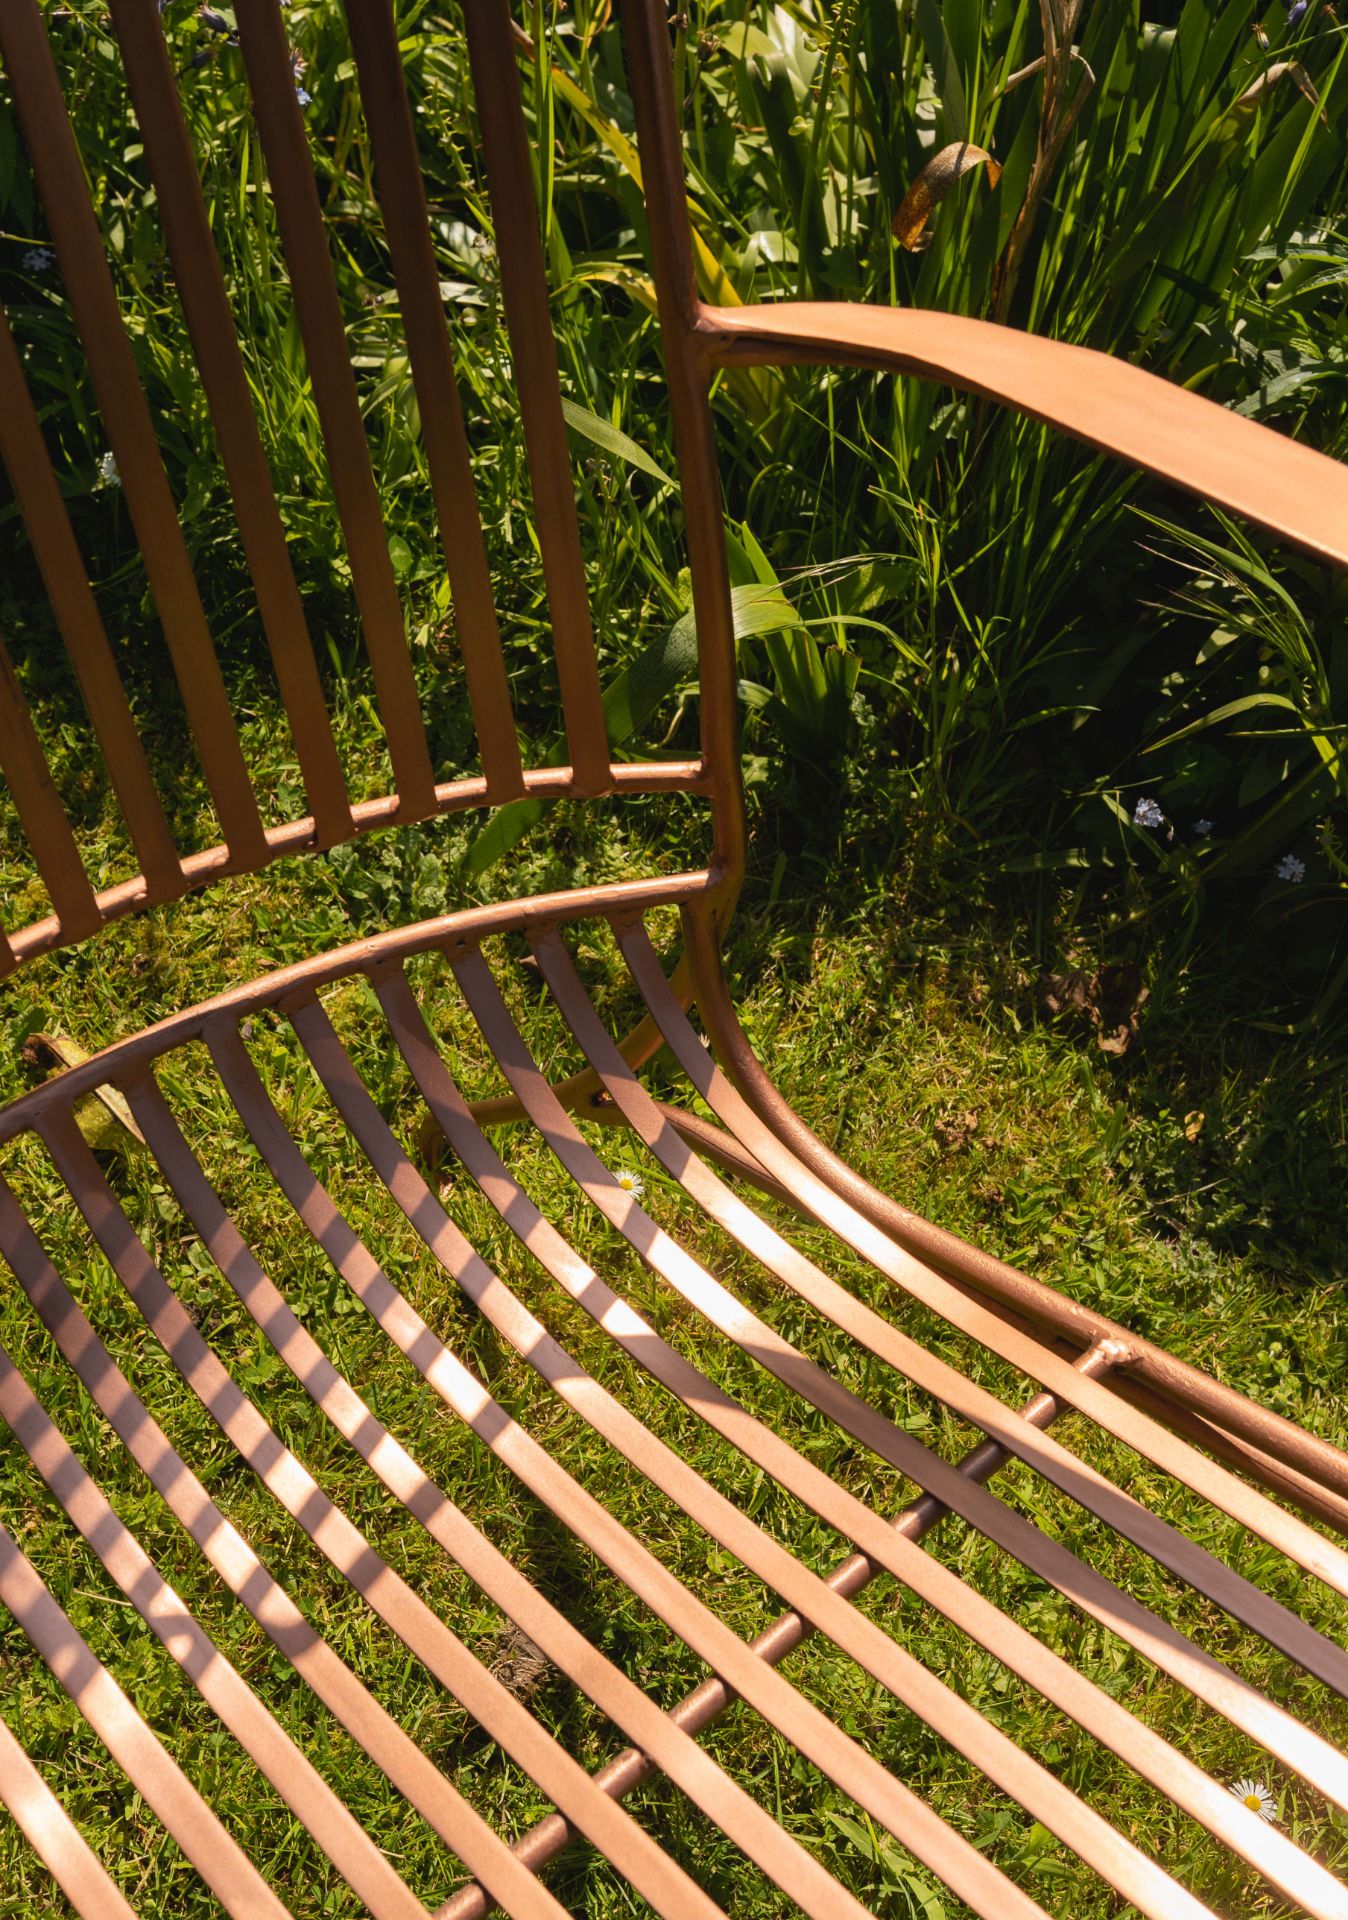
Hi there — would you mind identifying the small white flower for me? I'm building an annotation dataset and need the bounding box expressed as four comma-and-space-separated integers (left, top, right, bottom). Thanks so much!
1275, 852, 1305, 884
613, 1169, 644, 1199
22, 246, 55, 273
1133, 796, 1165, 829
1193, 819, 1213, 837
97, 450, 121, 489
1229, 1778, 1277, 1823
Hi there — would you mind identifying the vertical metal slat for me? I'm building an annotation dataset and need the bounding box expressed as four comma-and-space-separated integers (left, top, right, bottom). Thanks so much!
461, 0, 610, 792
0, 308, 182, 899
0, 635, 101, 940
0, 2, 269, 871
107, 0, 354, 849
344, 0, 526, 800
233, 0, 439, 821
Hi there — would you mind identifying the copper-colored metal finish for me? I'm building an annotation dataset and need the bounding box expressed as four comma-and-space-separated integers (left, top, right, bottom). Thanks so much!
677, 898, 1348, 1509
177, 1030, 894, 1920
0, 307, 183, 899
0, 1518, 294, 1920
0, 1344, 433, 1920
362, 976, 1237, 1920
0, 1715, 138, 1920
0, 634, 102, 941
21, 1120, 733, 1920
0, 1145, 578, 1920
628, 928, 1348, 1631
233, 0, 437, 821
106, 0, 354, 849
436, 1343, 1118, 1920
282, 995, 1056, 1920
0, 0, 268, 874
576, 1086, 797, 1207
530, 946, 1348, 1791
700, 302, 1348, 571
342, 0, 526, 801
1, 910, 1348, 1916
462, 0, 610, 795
3, 2, 1348, 1916
671, 906, 1348, 1518
1, 765, 708, 974
617, 0, 743, 871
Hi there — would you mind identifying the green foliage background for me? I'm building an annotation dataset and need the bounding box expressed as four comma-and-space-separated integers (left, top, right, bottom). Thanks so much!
2, 0, 1346, 982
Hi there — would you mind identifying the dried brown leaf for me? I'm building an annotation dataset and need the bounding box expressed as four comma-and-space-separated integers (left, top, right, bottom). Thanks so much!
1233, 60, 1328, 125
488, 1626, 551, 1701
1037, 963, 1148, 1055
934, 1109, 980, 1153
893, 142, 1002, 251
417, 1107, 455, 1173
21, 1031, 146, 1148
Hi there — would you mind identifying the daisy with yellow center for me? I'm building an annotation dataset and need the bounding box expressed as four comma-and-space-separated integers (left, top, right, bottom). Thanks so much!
613, 1169, 645, 1199
1229, 1779, 1277, 1822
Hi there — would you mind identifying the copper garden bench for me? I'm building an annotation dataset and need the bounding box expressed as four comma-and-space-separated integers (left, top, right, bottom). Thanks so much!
2, 2, 1348, 1916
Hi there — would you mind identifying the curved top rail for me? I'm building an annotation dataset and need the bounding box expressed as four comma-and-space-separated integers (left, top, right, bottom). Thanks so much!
0, 867, 714, 1143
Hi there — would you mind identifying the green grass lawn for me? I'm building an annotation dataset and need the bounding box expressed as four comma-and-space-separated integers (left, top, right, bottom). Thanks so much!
0, 793, 1345, 1920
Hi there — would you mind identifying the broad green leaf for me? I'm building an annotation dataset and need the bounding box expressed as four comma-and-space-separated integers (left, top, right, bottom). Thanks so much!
602, 617, 699, 746
823, 1809, 948, 1917
718, 581, 802, 642
465, 794, 547, 876
560, 399, 678, 491
709, 22, 778, 63
542, 58, 741, 309
567, 264, 661, 320
736, 520, 782, 588
914, 0, 968, 144
1142, 692, 1301, 754
465, 583, 799, 875
1232, 365, 1332, 417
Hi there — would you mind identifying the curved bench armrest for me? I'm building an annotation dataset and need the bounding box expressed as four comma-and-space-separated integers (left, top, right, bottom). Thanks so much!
699, 302, 1348, 571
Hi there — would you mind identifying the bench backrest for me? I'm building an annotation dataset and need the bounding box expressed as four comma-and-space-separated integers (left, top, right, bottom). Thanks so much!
0, 0, 737, 974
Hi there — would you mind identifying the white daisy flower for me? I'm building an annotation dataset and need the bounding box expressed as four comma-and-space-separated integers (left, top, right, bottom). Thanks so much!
98, 450, 121, 489
1133, 796, 1164, 829
1229, 1778, 1277, 1823
1193, 819, 1213, 837
1275, 852, 1305, 884
613, 1169, 644, 1199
